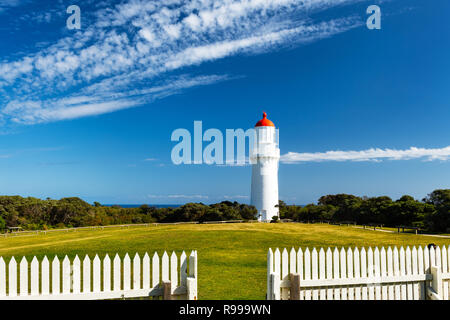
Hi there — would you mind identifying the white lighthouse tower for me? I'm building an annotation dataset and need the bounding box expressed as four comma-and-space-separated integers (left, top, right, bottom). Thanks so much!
250, 112, 280, 222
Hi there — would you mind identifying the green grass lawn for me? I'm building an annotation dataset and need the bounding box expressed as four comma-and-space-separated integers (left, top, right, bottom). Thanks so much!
1, 223, 449, 300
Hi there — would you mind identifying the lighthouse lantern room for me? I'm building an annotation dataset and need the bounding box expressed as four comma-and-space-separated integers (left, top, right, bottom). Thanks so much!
250, 112, 280, 222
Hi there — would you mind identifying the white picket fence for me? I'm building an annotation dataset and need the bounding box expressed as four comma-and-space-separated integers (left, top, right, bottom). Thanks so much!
267, 245, 450, 300
0, 250, 197, 300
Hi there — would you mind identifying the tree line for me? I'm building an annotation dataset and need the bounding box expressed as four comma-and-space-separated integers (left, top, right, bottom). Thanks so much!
0, 189, 448, 233
278, 189, 450, 233
0, 196, 257, 231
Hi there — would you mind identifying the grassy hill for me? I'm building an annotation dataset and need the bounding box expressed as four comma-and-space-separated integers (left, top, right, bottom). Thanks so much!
0, 223, 449, 299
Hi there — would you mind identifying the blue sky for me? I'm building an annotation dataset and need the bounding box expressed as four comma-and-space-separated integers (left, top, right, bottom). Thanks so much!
0, 0, 449, 205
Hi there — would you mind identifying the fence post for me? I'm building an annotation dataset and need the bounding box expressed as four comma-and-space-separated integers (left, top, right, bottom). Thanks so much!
428, 265, 442, 300
290, 273, 300, 300
267, 249, 273, 300
187, 277, 197, 300
270, 273, 280, 300
186, 251, 198, 300
163, 281, 172, 300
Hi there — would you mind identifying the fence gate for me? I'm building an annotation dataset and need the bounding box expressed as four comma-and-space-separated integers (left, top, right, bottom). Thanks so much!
267, 245, 450, 300
0, 250, 197, 300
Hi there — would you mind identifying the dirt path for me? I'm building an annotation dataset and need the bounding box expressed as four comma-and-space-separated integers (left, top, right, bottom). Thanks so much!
352, 226, 450, 238
0, 234, 113, 252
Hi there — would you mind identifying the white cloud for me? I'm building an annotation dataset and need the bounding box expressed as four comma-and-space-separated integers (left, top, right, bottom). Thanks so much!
281, 146, 450, 163
223, 195, 249, 199
147, 194, 209, 199
3, 74, 229, 124
0, 0, 366, 124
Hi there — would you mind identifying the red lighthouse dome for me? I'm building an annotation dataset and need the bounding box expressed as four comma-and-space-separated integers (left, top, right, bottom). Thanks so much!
255, 112, 275, 127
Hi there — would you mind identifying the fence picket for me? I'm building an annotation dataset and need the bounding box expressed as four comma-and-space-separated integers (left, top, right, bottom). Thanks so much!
319, 248, 326, 300
447, 245, 450, 300
304, 248, 311, 300
103, 254, 111, 292
180, 251, 187, 289
267, 249, 273, 299
19, 257, 28, 296
171, 252, 178, 294
399, 247, 406, 300
443, 246, 449, 300
290, 248, 296, 275
62, 256, 70, 294
354, 248, 361, 300
273, 248, 281, 280
405, 247, 412, 299
333, 248, 340, 300
281, 248, 289, 300
152, 252, 159, 288
9, 257, 17, 297
361, 247, 367, 300
73, 255, 80, 294
133, 253, 140, 290
340, 248, 347, 300
424, 246, 430, 273
83, 255, 90, 293
339, 247, 348, 300
435, 246, 441, 269
393, 247, 400, 299
311, 248, 319, 300
42, 256, 49, 295
52, 256, 60, 295
367, 247, 374, 300
190, 250, 198, 280
93, 255, 101, 293
429, 246, 435, 268
297, 248, 304, 300
113, 254, 121, 291
0, 258, 5, 296
162, 252, 169, 284
380, 247, 387, 300
274, 248, 280, 299
387, 247, 394, 299
123, 254, 131, 291
417, 246, 425, 300
374, 247, 381, 300
326, 248, 333, 300
411, 247, 419, 300
143, 253, 150, 290
30, 257, 38, 296
347, 248, 354, 300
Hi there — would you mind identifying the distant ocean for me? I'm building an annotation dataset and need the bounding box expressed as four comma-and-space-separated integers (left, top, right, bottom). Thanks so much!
103, 204, 180, 208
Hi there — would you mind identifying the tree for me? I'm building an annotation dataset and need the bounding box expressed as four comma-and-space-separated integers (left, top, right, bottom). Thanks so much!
0, 216, 5, 231
424, 189, 450, 232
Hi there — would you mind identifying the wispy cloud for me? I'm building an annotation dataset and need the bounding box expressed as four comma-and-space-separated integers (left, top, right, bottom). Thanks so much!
0, 0, 367, 125
0, 0, 24, 12
281, 146, 450, 163
223, 195, 249, 199
147, 194, 209, 200
3, 74, 229, 124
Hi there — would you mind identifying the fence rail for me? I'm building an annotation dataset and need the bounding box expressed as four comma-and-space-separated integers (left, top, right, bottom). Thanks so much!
267, 245, 450, 300
0, 250, 197, 300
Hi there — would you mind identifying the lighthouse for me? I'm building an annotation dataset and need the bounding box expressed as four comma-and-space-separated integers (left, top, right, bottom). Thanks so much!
250, 112, 280, 222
